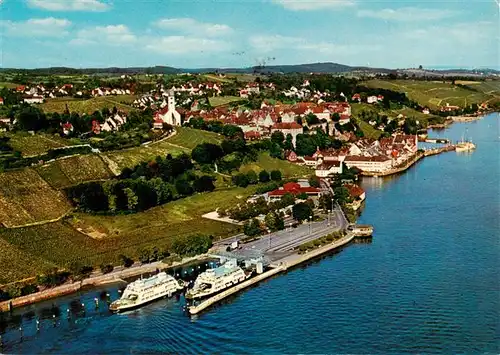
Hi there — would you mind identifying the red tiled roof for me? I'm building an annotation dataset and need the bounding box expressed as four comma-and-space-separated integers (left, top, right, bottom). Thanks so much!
268, 182, 320, 197
272, 122, 302, 130
344, 184, 365, 198
244, 131, 261, 139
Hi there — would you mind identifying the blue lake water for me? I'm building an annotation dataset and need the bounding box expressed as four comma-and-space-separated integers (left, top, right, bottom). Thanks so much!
1, 113, 499, 354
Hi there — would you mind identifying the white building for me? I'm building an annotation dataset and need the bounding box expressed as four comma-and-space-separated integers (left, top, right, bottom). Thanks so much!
315, 161, 343, 177
23, 95, 44, 104
344, 155, 392, 172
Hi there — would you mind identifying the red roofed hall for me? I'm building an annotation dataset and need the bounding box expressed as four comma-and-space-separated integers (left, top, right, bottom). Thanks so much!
267, 182, 321, 200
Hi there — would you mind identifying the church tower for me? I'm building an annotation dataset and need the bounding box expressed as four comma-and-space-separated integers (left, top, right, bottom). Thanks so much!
167, 89, 176, 110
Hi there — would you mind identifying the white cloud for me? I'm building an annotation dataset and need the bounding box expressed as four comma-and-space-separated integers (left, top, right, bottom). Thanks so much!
27, 0, 110, 11
70, 24, 230, 55
402, 21, 496, 43
70, 24, 137, 46
249, 34, 379, 54
154, 18, 232, 37
0, 17, 71, 37
357, 7, 458, 21
145, 36, 231, 55
272, 0, 355, 11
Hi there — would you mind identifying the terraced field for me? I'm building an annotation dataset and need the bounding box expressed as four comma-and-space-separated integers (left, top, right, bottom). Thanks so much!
6, 133, 79, 157
364, 79, 500, 108
0, 222, 102, 270
35, 155, 113, 189
0, 238, 56, 285
41, 95, 137, 114
0, 168, 71, 228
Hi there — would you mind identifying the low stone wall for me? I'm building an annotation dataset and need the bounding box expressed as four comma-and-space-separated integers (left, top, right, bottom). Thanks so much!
0, 283, 81, 312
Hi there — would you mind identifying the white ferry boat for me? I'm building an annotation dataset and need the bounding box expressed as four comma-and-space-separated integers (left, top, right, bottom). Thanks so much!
109, 272, 183, 312
186, 260, 251, 299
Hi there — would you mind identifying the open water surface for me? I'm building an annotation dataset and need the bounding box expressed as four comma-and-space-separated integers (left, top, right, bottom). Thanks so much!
1, 113, 499, 354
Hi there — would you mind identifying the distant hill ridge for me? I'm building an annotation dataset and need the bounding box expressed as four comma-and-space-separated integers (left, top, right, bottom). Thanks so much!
0, 62, 498, 75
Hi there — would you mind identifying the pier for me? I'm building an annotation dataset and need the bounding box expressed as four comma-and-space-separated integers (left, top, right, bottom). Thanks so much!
188, 232, 360, 315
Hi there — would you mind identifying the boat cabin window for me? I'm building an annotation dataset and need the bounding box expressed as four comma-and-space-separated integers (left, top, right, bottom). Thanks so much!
128, 294, 138, 301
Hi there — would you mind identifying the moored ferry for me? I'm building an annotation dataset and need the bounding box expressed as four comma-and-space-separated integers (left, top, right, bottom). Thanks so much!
110, 272, 183, 312
186, 260, 252, 299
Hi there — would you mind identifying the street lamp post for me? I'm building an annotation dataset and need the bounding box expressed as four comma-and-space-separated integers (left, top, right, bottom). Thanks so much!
309, 215, 312, 235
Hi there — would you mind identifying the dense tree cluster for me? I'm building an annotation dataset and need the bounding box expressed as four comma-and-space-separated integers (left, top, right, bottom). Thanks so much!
171, 234, 213, 257
232, 169, 282, 188
66, 153, 215, 213
295, 129, 343, 157
223, 193, 296, 222
292, 201, 315, 222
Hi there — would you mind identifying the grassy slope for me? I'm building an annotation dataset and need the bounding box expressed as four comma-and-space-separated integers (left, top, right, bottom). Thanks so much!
209, 96, 243, 107
103, 127, 222, 169
364, 79, 500, 108
239, 152, 311, 178
0, 82, 19, 89
41, 95, 137, 114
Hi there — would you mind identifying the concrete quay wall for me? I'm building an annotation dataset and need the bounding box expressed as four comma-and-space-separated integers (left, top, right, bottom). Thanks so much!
188, 234, 356, 315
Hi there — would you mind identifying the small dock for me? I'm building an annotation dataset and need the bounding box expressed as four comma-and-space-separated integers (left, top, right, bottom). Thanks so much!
188, 232, 362, 315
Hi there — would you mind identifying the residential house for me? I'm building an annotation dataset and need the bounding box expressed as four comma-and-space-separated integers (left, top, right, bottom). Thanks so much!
244, 131, 261, 141
344, 183, 366, 211
367, 96, 379, 104
0, 97, 3, 105
23, 95, 44, 104
153, 118, 164, 130
91, 120, 101, 135
351, 93, 361, 102
61, 122, 74, 136
440, 103, 460, 112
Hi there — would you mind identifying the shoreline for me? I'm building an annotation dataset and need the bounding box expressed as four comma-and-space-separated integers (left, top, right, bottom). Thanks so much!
1, 112, 496, 313
190, 233, 358, 315
0, 255, 205, 312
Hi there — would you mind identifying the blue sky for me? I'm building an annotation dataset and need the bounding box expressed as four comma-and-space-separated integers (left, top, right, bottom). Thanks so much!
1, 0, 498, 69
